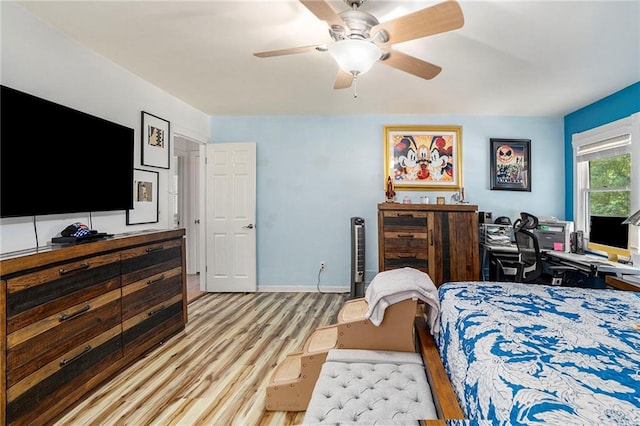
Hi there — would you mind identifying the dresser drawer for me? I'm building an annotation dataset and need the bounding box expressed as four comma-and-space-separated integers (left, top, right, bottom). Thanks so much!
6, 252, 121, 320
120, 239, 182, 284
121, 293, 183, 355
381, 211, 428, 229
6, 288, 122, 387
382, 252, 429, 271
383, 231, 429, 248
6, 325, 122, 425
6, 287, 122, 425
120, 239, 184, 356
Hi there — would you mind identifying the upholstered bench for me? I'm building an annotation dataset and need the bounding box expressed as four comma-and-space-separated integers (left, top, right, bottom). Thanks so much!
302, 349, 437, 425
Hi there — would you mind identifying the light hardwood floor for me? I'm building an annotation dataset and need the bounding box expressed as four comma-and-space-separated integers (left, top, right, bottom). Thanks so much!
54, 291, 347, 426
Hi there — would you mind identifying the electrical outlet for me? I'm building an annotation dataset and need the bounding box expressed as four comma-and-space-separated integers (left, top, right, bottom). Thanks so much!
320, 261, 326, 271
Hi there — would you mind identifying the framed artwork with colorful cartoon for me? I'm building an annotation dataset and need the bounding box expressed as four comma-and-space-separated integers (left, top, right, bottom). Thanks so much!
490, 138, 531, 191
383, 125, 463, 191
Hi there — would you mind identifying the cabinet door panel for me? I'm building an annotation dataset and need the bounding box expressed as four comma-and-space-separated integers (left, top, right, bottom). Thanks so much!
447, 212, 480, 281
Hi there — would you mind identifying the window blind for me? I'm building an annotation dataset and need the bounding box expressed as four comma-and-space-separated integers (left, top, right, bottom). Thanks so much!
576, 134, 631, 162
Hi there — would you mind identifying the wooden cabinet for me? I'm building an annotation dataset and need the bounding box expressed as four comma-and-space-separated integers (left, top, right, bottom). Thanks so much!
378, 203, 479, 286
1, 230, 186, 426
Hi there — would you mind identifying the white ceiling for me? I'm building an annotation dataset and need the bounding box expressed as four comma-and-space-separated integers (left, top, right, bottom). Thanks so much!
18, 0, 640, 117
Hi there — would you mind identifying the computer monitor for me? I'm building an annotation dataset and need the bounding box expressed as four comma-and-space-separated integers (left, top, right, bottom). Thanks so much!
589, 215, 629, 259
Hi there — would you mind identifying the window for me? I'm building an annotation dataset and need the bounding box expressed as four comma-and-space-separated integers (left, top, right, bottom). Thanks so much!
573, 115, 639, 261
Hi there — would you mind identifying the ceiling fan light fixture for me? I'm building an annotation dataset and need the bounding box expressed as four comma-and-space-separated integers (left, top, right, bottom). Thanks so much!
328, 39, 381, 76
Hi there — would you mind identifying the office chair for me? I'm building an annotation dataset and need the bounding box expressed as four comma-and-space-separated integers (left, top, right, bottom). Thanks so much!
512, 213, 543, 282
491, 212, 540, 282
494, 212, 566, 283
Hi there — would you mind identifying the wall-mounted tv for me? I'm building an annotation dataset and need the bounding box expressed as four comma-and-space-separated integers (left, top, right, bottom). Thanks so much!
1, 85, 134, 218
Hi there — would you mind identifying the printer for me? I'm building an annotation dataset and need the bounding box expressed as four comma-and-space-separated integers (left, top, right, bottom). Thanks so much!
532, 218, 574, 252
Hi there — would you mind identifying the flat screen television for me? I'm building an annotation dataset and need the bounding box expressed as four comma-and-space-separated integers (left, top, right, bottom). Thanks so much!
1, 85, 134, 218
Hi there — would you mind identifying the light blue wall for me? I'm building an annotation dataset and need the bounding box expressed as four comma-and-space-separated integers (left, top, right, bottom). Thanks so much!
564, 82, 640, 220
211, 114, 564, 290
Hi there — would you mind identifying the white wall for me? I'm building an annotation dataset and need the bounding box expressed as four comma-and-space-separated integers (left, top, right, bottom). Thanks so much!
0, 2, 210, 254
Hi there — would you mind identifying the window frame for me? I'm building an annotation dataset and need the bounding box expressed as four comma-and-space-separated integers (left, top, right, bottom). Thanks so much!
572, 113, 640, 258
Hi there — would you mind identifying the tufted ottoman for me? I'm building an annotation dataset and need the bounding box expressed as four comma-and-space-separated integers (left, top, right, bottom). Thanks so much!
302, 349, 437, 425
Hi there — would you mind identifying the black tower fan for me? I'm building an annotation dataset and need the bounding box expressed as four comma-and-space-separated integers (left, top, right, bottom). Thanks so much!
350, 217, 365, 298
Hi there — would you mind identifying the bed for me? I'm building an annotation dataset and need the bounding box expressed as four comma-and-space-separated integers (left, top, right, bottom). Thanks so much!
433, 282, 640, 424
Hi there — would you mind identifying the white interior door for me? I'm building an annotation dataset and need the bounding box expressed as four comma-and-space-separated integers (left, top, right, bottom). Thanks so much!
205, 143, 256, 292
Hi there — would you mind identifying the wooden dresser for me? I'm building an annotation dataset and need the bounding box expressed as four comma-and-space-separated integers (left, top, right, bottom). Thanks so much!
378, 203, 479, 286
0, 229, 187, 426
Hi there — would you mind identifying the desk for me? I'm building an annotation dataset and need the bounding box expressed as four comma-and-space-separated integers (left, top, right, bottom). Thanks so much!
543, 251, 640, 277
605, 275, 640, 292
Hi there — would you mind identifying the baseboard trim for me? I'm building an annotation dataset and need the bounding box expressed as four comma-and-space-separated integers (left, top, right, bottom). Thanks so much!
258, 285, 350, 293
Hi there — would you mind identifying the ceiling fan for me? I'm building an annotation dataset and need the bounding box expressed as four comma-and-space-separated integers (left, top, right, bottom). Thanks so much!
254, 0, 464, 94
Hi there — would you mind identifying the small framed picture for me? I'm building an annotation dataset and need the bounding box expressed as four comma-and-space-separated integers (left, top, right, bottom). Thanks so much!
490, 138, 531, 191
126, 168, 159, 225
141, 111, 170, 169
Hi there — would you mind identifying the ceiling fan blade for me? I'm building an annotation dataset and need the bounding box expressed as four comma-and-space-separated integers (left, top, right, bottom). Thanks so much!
372, 0, 464, 45
254, 44, 321, 58
299, 0, 344, 27
381, 50, 442, 80
333, 69, 353, 89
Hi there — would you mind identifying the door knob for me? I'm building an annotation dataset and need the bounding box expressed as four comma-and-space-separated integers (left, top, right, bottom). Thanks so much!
243, 224, 255, 229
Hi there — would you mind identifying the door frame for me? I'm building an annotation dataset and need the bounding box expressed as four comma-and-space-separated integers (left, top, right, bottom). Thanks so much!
173, 133, 207, 292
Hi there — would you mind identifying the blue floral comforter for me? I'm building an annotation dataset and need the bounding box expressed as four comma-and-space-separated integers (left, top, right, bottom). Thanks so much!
437, 282, 640, 425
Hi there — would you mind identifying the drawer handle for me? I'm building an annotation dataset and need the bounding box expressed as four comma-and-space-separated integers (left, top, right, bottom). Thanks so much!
145, 246, 164, 253
60, 345, 92, 366
148, 305, 166, 317
59, 304, 91, 322
59, 262, 91, 275
398, 254, 417, 259
397, 233, 414, 238
147, 274, 166, 285
397, 213, 414, 217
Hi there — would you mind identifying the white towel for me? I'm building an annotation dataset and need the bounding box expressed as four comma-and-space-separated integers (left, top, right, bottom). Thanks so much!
365, 267, 440, 334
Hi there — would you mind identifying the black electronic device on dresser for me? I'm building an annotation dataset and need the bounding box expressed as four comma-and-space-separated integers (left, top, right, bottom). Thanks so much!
0, 85, 134, 218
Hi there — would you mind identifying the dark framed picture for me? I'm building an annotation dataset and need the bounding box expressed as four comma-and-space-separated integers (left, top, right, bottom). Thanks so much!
490, 138, 531, 191
126, 168, 159, 225
141, 111, 170, 169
